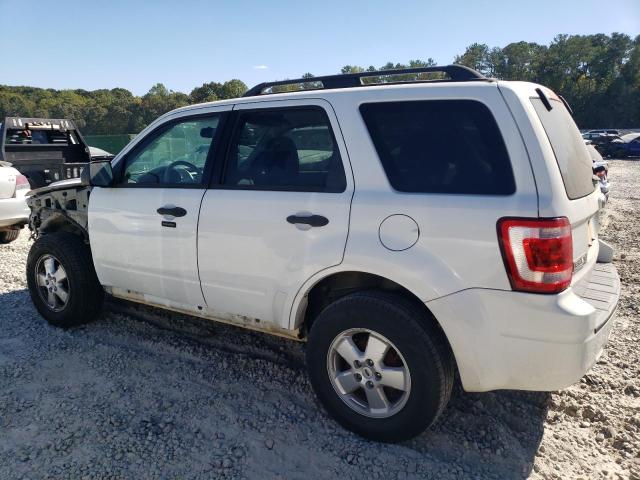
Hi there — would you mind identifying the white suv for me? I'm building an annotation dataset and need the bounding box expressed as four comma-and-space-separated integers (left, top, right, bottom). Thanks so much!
25, 65, 620, 442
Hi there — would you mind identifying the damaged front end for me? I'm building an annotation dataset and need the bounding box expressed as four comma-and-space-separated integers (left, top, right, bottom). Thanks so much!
27, 179, 91, 241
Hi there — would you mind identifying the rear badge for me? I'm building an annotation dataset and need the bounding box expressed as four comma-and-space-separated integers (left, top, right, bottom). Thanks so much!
574, 253, 587, 272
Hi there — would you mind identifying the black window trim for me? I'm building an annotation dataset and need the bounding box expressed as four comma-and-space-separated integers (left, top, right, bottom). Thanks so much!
211, 105, 348, 194
113, 111, 229, 189
359, 99, 516, 196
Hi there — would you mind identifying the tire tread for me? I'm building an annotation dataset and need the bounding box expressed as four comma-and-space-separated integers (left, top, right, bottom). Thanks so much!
306, 289, 454, 442
26, 232, 104, 327
0, 230, 20, 244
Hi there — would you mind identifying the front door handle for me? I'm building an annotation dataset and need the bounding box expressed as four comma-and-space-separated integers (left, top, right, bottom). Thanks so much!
286, 214, 329, 227
157, 206, 187, 217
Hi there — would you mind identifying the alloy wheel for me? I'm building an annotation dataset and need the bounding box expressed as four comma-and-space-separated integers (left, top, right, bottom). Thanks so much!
35, 254, 70, 312
326, 328, 411, 418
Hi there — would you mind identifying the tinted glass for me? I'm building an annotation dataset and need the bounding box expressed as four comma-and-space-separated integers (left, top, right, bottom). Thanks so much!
122, 116, 219, 185
223, 108, 346, 192
360, 100, 515, 194
531, 98, 594, 199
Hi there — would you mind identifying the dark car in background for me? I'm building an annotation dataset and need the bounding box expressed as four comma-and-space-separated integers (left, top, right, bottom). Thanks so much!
615, 133, 640, 158
589, 134, 625, 158
587, 129, 622, 136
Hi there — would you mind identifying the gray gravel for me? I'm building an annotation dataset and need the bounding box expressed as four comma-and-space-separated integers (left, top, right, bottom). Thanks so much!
0, 160, 639, 480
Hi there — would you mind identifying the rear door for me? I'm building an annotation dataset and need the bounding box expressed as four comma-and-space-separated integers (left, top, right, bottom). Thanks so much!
197, 99, 353, 329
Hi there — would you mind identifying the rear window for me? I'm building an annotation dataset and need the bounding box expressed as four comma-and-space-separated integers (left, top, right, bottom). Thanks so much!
531, 98, 594, 200
360, 100, 515, 195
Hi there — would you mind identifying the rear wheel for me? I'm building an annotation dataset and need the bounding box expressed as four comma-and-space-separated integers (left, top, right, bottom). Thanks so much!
306, 291, 454, 442
0, 230, 20, 244
26, 232, 104, 327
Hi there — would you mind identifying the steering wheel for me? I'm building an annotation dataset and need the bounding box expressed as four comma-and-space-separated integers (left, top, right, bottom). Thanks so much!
166, 160, 200, 182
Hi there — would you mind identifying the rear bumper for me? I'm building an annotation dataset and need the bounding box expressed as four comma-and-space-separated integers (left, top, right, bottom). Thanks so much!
427, 262, 620, 392
0, 196, 30, 228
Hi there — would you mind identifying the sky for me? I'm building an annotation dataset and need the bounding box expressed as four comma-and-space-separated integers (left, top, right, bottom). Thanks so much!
0, 0, 638, 96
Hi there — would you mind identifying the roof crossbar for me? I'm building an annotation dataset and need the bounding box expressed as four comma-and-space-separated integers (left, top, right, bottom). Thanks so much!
243, 64, 487, 97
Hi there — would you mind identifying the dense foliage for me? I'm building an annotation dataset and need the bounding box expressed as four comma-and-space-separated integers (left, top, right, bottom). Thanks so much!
1, 33, 638, 133
0, 80, 248, 135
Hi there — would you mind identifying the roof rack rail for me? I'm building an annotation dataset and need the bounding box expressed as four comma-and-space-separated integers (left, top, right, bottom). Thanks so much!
243, 64, 487, 97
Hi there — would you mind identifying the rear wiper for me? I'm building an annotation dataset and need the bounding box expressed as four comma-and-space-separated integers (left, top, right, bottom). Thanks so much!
535, 88, 553, 111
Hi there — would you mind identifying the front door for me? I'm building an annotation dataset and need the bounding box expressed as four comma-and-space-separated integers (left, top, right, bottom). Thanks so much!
89, 108, 229, 306
197, 100, 353, 329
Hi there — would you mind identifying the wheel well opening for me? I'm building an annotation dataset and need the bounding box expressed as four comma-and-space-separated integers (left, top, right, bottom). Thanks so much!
38, 214, 87, 242
300, 271, 458, 380
301, 272, 435, 332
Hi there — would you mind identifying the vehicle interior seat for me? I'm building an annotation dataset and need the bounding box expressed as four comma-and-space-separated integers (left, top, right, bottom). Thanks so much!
248, 136, 300, 186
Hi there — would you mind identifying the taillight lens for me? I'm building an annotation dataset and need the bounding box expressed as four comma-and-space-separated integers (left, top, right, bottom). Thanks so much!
15, 174, 30, 191
497, 217, 573, 294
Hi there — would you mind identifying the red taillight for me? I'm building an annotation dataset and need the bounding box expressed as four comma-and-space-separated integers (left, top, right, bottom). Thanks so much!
497, 217, 573, 294
15, 174, 30, 190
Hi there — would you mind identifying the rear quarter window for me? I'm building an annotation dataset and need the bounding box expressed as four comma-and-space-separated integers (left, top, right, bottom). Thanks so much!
360, 100, 515, 195
531, 98, 594, 200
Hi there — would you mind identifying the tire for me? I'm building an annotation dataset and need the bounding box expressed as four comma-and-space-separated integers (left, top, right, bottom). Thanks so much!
306, 290, 454, 443
0, 230, 20, 244
26, 232, 104, 327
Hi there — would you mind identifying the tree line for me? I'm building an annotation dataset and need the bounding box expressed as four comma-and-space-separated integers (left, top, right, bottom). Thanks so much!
1, 33, 638, 134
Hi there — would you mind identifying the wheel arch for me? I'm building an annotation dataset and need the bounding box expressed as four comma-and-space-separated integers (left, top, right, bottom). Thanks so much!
35, 212, 88, 242
292, 270, 451, 346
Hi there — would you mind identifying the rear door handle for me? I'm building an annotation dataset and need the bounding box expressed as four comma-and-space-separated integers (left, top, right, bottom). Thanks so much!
286, 214, 329, 227
157, 206, 187, 217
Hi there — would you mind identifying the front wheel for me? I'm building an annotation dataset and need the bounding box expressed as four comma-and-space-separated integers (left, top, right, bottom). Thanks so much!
306, 291, 454, 442
26, 232, 104, 327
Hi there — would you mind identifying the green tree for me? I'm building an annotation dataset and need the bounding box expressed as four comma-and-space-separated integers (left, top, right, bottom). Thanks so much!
0, 91, 35, 117
190, 82, 221, 103
219, 79, 248, 99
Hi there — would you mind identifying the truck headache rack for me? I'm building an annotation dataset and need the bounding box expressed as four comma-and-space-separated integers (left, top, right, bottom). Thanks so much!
0, 117, 91, 187
243, 64, 488, 97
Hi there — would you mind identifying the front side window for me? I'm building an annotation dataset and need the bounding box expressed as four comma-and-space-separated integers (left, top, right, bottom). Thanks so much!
223, 108, 346, 192
360, 100, 515, 195
122, 115, 220, 186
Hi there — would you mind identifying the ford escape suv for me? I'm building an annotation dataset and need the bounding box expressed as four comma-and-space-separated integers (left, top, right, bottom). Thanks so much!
25, 65, 620, 442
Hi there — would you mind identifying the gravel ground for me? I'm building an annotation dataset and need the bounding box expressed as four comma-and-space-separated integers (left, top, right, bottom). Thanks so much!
0, 160, 638, 480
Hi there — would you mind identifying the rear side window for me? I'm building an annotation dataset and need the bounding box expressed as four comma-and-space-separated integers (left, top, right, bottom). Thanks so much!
360, 100, 515, 195
223, 107, 346, 192
531, 98, 594, 200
